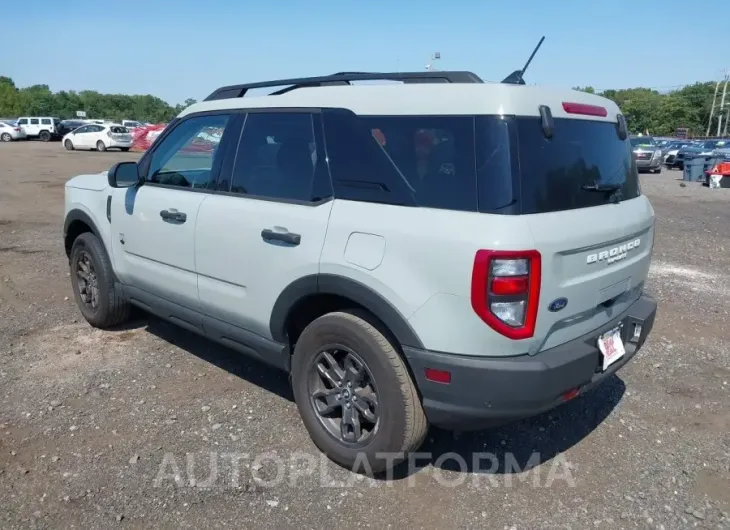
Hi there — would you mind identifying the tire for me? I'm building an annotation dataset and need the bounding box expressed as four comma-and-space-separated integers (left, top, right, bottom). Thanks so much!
64, 139, 74, 150
291, 311, 428, 474
120, 147, 130, 152
39, 130, 51, 142
1, 133, 11, 142
96, 140, 107, 152
69, 232, 130, 328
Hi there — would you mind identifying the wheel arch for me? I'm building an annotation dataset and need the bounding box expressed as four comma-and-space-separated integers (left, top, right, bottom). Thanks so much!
64, 209, 102, 258
270, 274, 425, 351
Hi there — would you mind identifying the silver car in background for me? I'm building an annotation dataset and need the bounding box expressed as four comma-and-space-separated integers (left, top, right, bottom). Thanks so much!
630, 135, 662, 173
0, 121, 26, 141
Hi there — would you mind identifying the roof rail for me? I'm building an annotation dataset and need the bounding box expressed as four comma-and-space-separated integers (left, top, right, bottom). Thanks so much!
203, 71, 484, 101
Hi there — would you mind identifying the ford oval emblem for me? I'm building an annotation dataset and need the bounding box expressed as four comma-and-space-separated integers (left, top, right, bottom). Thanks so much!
548, 297, 568, 312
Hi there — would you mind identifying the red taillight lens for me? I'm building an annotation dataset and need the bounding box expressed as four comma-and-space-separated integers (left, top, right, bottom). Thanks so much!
562, 102, 608, 117
471, 250, 541, 340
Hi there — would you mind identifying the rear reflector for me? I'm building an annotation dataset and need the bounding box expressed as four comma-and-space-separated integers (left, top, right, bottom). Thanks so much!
425, 368, 451, 384
563, 388, 580, 401
562, 102, 608, 117
491, 276, 529, 296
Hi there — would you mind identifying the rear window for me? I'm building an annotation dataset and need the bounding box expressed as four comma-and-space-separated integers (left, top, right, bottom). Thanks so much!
322, 111, 639, 215
110, 126, 129, 134
516, 117, 640, 214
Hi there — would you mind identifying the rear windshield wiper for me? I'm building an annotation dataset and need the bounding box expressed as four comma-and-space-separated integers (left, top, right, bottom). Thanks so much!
581, 183, 621, 192
581, 183, 623, 203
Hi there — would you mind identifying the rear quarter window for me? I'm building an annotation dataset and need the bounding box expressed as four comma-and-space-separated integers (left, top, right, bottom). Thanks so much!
323, 110, 479, 212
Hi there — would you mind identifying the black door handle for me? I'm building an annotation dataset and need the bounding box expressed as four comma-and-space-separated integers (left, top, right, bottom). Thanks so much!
261, 228, 301, 245
160, 209, 187, 223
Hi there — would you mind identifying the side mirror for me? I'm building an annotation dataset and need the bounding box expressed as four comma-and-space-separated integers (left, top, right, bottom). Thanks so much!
108, 161, 141, 188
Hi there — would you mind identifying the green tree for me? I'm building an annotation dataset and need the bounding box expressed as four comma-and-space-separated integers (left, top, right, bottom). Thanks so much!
0, 75, 191, 123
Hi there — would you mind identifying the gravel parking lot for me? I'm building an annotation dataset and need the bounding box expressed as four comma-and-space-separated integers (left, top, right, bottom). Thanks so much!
1, 141, 729, 529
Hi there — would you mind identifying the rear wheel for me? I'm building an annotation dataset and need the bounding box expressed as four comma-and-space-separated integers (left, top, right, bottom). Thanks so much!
69, 232, 130, 328
39, 130, 51, 142
64, 139, 74, 150
1, 133, 11, 142
291, 311, 428, 474
120, 147, 130, 152
96, 140, 106, 152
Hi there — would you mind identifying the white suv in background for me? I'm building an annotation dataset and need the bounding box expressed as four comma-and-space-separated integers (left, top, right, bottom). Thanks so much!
62, 123, 133, 152
62, 71, 657, 473
16, 117, 62, 141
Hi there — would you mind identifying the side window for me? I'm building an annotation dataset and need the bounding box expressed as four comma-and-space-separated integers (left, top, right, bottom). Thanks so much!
322, 110, 478, 211
146, 114, 231, 190
17, 119, 28, 125
360, 116, 478, 212
41, 118, 51, 125
30, 118, 39, 125
74, 126, 89, 134
229, 112, 328, 202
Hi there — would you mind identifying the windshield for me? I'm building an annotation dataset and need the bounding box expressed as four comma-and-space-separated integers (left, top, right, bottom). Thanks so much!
630, 137, 655, 147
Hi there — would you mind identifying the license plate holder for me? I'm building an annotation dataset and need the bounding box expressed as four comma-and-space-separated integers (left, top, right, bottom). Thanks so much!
597, 325, 626, 371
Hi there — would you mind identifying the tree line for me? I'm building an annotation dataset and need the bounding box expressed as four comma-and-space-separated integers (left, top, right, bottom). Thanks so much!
0, 74, 723, 136
574, 82, 723, 137
0, 76, 196, 123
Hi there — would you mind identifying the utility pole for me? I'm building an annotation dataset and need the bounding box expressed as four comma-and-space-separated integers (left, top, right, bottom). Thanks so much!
706, 80, 720, 136
717, 74, 729, 137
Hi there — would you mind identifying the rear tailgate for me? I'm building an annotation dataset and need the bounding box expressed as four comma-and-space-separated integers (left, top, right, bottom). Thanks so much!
526, 198, 654, 352
508, 99, 655, 353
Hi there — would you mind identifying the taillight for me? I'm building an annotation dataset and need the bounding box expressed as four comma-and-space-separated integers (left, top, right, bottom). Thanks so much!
562, 102, 608, 117
471, 250, 541, 340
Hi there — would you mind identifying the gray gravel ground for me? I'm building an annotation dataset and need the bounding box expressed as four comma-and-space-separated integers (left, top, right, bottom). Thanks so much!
1, 141, 729, 529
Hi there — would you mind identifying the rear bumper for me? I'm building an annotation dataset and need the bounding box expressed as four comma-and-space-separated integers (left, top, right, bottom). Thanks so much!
403, 294, 657, 430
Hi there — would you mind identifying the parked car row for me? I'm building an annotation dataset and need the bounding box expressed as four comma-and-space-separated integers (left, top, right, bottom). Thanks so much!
630, 135, 729, 172
0, 117, 147, 143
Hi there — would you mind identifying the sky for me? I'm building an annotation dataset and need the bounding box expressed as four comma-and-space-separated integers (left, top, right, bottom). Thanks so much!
2, 0, 728, 105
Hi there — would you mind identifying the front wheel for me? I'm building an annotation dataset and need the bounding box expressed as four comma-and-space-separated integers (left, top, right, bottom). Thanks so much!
96, 140, 107, 152
69, 232, 130, 328
1, 133, 12, 142
64, 139, 74, 150
291, 311, 428, 474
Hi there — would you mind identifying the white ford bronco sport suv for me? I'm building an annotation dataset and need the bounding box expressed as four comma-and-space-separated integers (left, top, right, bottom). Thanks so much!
63, 70, 657, 473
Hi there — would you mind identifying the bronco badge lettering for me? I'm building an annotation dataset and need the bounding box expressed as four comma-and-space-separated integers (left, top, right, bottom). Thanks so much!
587, 239, 641, 265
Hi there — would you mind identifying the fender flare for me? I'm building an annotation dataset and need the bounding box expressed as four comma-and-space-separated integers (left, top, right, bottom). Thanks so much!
269, 274, 425, 350
63, 208, 103, 255
64, 208, 102, 238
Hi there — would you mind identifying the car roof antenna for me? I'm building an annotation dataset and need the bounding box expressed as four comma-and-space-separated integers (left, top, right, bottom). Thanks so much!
501, 36, 545, 85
